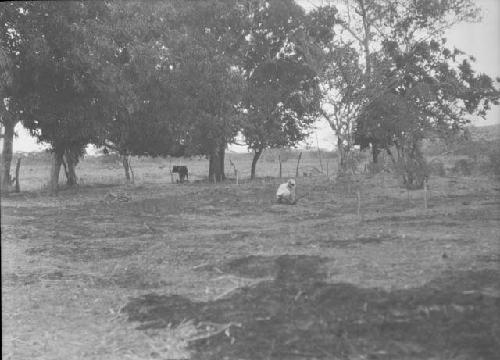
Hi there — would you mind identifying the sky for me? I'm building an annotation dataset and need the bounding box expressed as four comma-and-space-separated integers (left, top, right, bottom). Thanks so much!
4, 0, 500, 153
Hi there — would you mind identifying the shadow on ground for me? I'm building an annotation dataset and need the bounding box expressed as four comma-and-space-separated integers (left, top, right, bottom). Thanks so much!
122, 255, 500, 360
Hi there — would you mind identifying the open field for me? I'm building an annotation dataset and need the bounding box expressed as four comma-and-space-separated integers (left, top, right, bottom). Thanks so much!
7, 150, 337, 192
1, 155, 500, 359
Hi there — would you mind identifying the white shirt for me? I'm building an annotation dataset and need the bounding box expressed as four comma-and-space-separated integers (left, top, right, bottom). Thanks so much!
276, 183, 295, 199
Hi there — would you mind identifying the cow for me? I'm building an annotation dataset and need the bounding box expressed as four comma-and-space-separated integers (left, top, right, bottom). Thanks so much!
172, 165, 189, 183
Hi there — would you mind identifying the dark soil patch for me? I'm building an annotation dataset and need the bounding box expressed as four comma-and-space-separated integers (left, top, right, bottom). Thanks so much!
25, 242, 142, 262
476, 254, 500, 263
2, 272, 41, 286
196, 255, 329, 280
2, 270, 82, 286
480, 201, 500, 206
366, 215, 464, 228
450, 207, 500, 222
366, 214, 439, 223
106, 272, 168, 290
122, 255, 500, 359
318, 235, 397, 248
402, 221, 462, 227
207, 231, 254, 243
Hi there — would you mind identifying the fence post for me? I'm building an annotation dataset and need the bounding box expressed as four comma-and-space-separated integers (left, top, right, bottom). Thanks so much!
295, 152, 302, 178
279, 155, 282, 179
316, 134, 324, 172
129, 156, 135, 184
15, 158, 21, 193
424, 178, 428, 210
356, 189, 361, 219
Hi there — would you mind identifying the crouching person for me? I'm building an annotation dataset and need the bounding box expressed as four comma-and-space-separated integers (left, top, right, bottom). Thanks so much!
276, 179, 296, 205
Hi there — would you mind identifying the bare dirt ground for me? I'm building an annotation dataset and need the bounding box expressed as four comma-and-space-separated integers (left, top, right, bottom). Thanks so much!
1, 174, 499, 359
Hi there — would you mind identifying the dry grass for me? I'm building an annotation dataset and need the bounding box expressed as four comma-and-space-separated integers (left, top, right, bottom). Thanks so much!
12, 151, 336, 192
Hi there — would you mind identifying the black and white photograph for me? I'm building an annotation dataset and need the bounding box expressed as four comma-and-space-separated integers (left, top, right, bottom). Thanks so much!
1, 1, 499, 359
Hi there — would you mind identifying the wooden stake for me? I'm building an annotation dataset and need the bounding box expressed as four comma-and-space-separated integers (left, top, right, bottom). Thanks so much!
356, 190, 361, 218
279, 155, 282, 179
129, 157, 135, 184
295, 152, 302, 178
14, 158, 21, 193
424, 178, 428, 210
316, 134, 324, 172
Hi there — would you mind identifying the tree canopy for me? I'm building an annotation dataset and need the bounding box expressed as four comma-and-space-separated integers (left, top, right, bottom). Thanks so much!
240, 0, 329, 178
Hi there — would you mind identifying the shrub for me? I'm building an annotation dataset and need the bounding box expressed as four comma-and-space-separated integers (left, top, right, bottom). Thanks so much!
277, 150, 294, 163
452, 159, 474, 176
393, 156, 429, 189
366, 161, 385, 175
427, 161, 446, 177
264, 153, 276, 162
99, 153, 122, 165
482, 148, 500, 176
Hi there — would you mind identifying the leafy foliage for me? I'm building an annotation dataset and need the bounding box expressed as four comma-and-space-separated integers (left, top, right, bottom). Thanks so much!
240, 0, 326, 178
346, 0, 500, 186
94, 1, 184, 158
5, 2, 109, 153
356, 37, 499, 186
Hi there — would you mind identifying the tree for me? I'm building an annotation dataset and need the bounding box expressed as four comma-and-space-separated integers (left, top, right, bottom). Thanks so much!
94, 1, 184, 181
243, 63, 320, 179
311, 0, 483, 163
173, 39, 244, 182
170, 1, 247, 182
318, 43, 365, 173
356, 38, 500, 187
1, 5, 25, 189
240, 0, 324, 179
307, 2, 375, 172
2, 2, 110, 193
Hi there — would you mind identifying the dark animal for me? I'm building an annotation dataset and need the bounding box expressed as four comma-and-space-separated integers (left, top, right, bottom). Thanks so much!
172, 165, 189, 183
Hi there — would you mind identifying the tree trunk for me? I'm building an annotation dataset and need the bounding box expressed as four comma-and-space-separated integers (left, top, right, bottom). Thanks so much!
66, 159, 77, 186
359, 0, 372, 79
14, 158, 21, 192
61, 158, 69, 182
122, 155, 131, 182
295, 152, 302, 178
218, 144, 226, 181
338, 137, 349, 174
250, 148, 263, 180
49, 150, 64, 195
63, 150, 78, 186
372, 144, 380, 163
209, 148, 223, 183
1, 118, 15, 189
